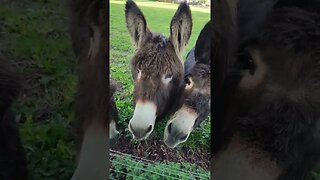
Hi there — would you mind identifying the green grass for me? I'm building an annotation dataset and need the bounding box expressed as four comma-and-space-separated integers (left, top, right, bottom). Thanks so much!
0, 1, 76, 179
110, 0, 210, 13
110, 1, 211, 153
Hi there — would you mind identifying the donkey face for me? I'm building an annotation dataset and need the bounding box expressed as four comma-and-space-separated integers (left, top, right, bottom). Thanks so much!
70, 0, 116, 179
125, 0, 192, 140
164, 22, 211, 148
213, 0, 320, 179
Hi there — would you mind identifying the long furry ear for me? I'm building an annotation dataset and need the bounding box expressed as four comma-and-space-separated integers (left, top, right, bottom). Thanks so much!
69, 0, 106, 60
195, 21, 212, 65
125, 0, 148, 49
169, 2, 192, 57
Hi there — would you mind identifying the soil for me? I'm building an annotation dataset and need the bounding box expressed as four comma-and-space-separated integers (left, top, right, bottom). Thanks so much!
110, 136, 210, 171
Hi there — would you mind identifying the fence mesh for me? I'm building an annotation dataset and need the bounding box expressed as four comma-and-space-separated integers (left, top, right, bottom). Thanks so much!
109, 149, 210, 180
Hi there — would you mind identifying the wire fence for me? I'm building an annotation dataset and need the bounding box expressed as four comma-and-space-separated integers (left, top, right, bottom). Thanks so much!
109, 149, 210, 180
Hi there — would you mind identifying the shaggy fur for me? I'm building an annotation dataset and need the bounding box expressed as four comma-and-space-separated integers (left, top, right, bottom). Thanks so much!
164, 22, 211, 148
125, 0, 192, 121
131, 35, 184, 116
213, 0, 320, 179
126, 1, 192, 116
176, 22, 211, 129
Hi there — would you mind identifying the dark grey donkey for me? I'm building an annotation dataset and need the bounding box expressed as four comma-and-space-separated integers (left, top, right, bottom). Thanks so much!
164, 22, 211, 148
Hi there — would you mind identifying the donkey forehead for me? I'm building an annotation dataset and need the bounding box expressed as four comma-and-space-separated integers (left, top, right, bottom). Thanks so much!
150, 33, 168, 46
132, 48, 183, 75
134, 62, 182, 77
188, 65, 210, 82
190, 64, 210, 76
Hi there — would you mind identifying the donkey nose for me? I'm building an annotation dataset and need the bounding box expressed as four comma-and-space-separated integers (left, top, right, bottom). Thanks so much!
167, 122, 173, 134
166, 122, 189, 144
129, 123, 153, 140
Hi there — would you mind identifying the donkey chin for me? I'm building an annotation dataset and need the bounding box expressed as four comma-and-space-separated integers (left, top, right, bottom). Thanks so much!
128, 100, 157, 141
164, 106, 198, 148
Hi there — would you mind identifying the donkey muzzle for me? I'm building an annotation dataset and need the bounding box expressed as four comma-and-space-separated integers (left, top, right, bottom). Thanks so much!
128, 100, 157, 140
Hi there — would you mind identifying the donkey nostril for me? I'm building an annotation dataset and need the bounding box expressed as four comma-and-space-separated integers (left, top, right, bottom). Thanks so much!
146, 125, 152, 134
168, 123, 172, 134
180, 134, 188, 141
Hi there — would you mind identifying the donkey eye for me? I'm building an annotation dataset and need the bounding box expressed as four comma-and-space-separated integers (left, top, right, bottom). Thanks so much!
162, 74, 173, 85
185, 76, 191, 85
165, 74, 173, 79
185, 76, 194, 90
137, 69, 142, 79
239, 49, 255, 74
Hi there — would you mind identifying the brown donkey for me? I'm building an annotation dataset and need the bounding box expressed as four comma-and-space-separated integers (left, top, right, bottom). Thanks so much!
213, 0, 320, 179
125, 0, 192, 140
164, 22, 211, 148
69, 0, 118, 179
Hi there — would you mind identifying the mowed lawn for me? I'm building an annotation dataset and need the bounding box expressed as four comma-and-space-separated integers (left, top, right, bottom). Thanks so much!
110, 0, 211, 151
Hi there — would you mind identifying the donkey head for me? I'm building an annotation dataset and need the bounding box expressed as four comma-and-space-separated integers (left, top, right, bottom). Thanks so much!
213, 0, 320, 179
70, 0, 113, 179
125, 0, 192, 140
164, 22, 211, 148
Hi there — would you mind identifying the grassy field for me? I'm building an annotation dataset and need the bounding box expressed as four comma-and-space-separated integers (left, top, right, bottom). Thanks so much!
110, 0, 211, 152
0, 0, 76, 179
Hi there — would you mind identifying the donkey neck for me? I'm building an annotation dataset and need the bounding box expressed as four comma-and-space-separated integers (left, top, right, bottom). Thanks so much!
213, 135, 282, 180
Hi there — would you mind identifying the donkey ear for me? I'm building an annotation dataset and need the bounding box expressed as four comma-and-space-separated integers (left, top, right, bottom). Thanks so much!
169, 2, 192, 57
195, 21, 211, 65
83, 0, 103, 25
125, 0, 148, 49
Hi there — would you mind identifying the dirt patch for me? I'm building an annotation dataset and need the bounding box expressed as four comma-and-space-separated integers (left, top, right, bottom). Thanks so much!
111, 136, 210, 170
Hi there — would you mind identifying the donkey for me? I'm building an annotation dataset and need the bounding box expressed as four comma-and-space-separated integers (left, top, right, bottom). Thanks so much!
164, 22, 211, 148
69, 0, 118, 179
212, 0, 320, 179
0, 54, 28, 180
125, 0, 192, 141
